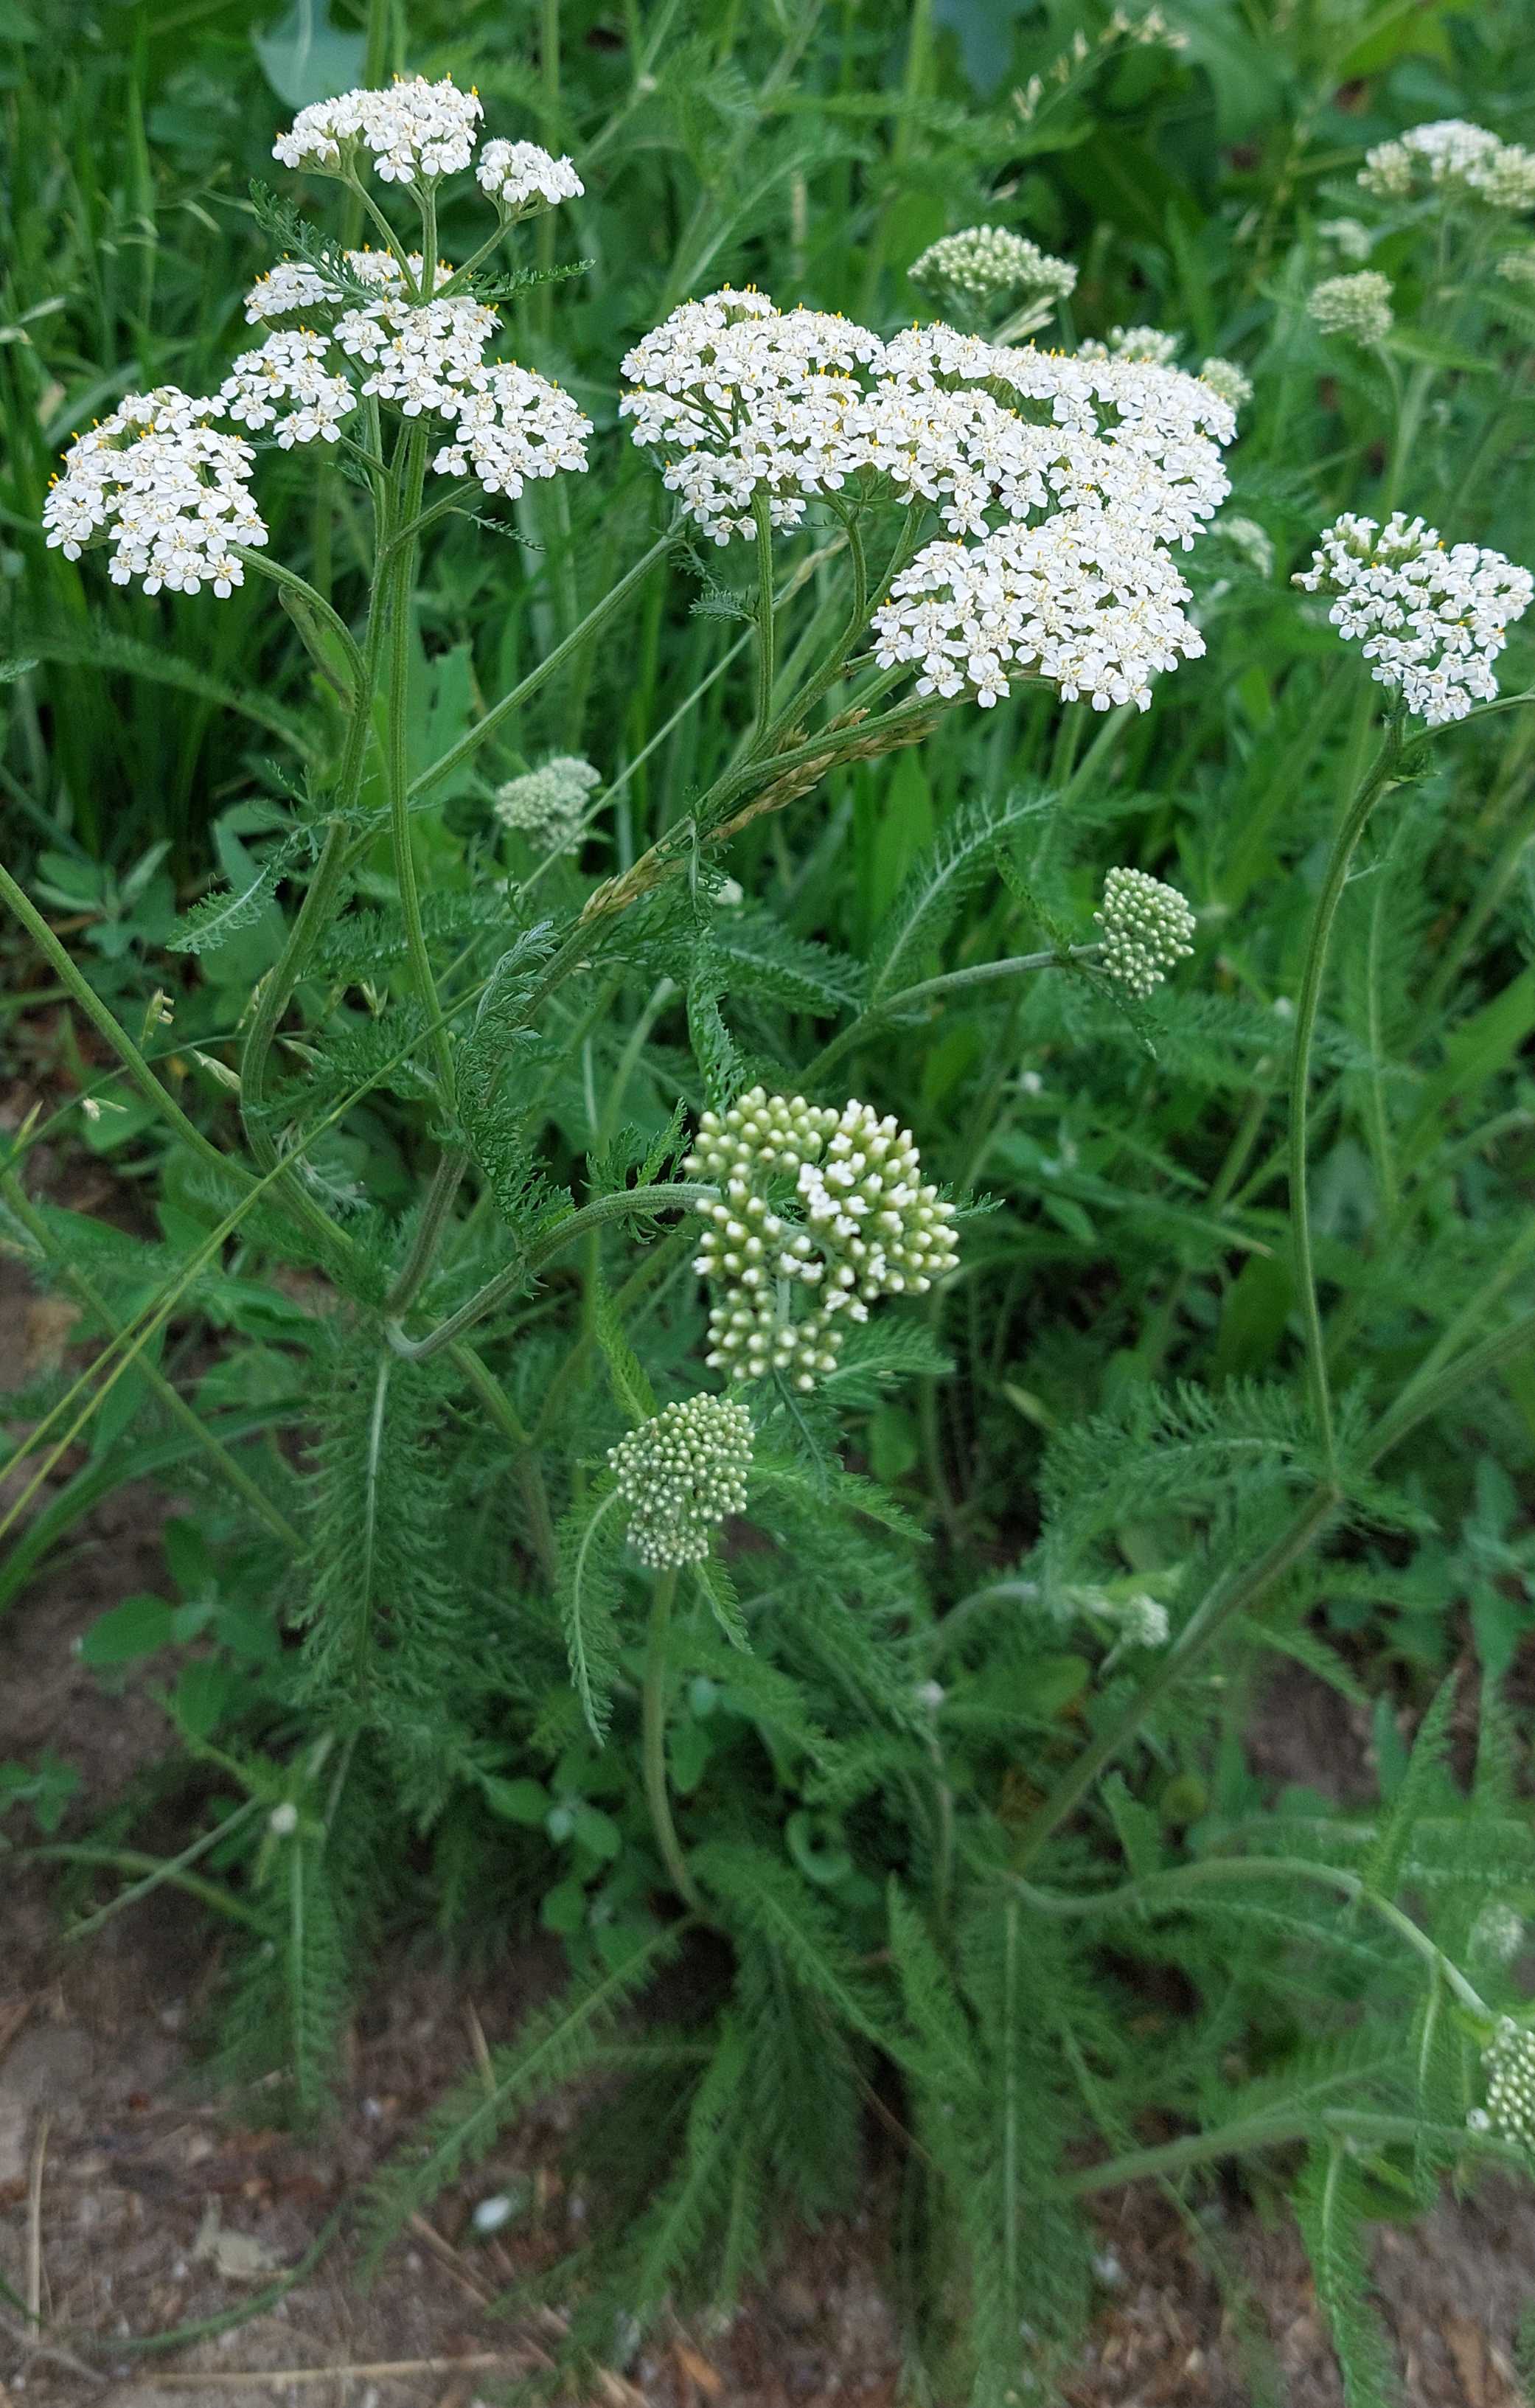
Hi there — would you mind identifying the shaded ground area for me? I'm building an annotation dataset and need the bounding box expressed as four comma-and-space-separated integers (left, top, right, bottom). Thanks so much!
4, 1253, 1535, 2405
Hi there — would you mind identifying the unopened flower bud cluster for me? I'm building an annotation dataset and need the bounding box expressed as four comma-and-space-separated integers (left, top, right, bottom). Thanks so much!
1295, 512, 1534, 725
494, 755, 602, 853
1478, 2017, 1535, 2150
608, 1395, 753, 1568
909, 226, 1077, 307
683, 1087, 958, 1391
1095, 867, 1197, 997
1308, 271, 1393, 344
1360, 118, 1535, 212
44, 80, 589, 591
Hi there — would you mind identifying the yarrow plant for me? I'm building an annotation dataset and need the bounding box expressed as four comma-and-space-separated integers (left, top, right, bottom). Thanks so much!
1295, 512, 1534, 725
13, 49, 1535, 2406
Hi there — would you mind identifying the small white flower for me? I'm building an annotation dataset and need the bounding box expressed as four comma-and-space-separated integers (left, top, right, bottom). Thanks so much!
494, 754, 602, 853
1472, 1902, 1526, 1965
432, 361, 592, 497
273, 74, 483, 187
1107, 324, 1180, 366
214, 329, 357, 448
268, 1802, 299, 1837
476, 137, 583, 215
1095, 866, 1196, 998
471, 2193, 516, 2233
1308, 272, 1393, 343
1295, 510, 1534, 725
608, 1395, 753, 1568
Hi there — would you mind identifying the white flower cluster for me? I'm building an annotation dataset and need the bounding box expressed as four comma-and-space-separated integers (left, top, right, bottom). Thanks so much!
243, 248, 422, 324
909, 226, 1077, 307
432, 362, 592, 495
476, 137, 583, 215
622, 288, 1233, 714
494, 754, 602, 852
1295, 512, 1534, 725
1360, 119, 1535, 212
48, 90, 593, 591
273, 74, 484, 185
683, 1087, 958, 1391
1479, 2017, 1535, 2150
1309, 271, 1393, 342
215, 329, 357, 447
871, 511, 1205, 712
1094, 866, 1197, 996
608, 1394, 753, 1569
43, 388, 267, 596
1500, 251, 1535, 288
1118, 1593, 1171, 1649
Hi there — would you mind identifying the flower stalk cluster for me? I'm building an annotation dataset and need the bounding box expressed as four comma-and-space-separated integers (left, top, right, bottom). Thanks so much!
683, 1088, 958, 1391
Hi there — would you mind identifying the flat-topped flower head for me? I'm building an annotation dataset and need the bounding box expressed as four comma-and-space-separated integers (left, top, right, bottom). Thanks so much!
683, 1087, 958, 1391
1309, 271, 1393, 343
622, 289, 1234, 559
608, 1395, 753, 1568
243, 248, 425, 325
1480, 2017, 1535, 2150
433, 362, 591, 497
215, 330, 358, 448
1295, 511, 1534, 725
1107, 324, 1180, 366
476, 138, 583, 217
494, 754, 602, 852
43, 388, 266, 598
1360, 119, 1535, 212
871, 511, 1205, 712
273, 74, 483, 186
909, 226, 1077, 309
334, 292, 501, 414
1095, 866, 1196, 997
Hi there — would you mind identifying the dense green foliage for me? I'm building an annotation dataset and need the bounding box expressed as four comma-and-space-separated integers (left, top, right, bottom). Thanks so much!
7, 1, 1535, 2398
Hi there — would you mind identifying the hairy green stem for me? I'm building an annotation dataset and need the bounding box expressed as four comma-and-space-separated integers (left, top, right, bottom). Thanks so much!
804, 947, 1088, 1086
642, 1568, 704, 1913
385, 1181, 713, 1361
384, 1150, 469, 1318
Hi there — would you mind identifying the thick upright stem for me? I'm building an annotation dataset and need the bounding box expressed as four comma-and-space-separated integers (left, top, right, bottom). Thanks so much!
642, 1569, 704, 1913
